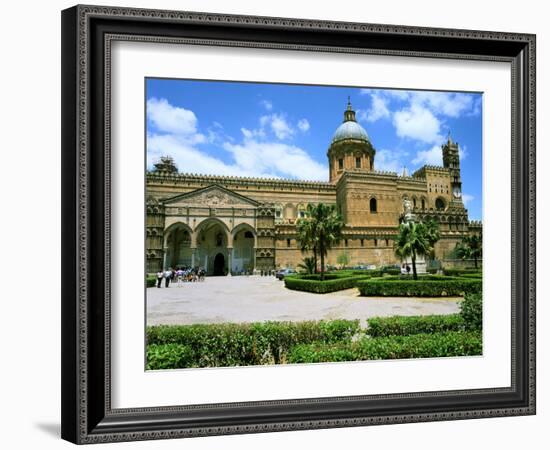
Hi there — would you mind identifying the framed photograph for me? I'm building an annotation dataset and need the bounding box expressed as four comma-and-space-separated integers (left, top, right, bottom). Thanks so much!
61, 4, 536, 444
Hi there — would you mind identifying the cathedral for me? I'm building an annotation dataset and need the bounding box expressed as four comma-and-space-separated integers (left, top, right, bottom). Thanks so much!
146, 100, 481, 275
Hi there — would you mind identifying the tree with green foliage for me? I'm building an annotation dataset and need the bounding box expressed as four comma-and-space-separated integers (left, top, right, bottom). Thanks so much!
423, 219, 441, 257
296, 204, 319, 273
296, 203, 344, 281
454, 233, 482, 269
336, 252, 350, 269
297, 256, 317, 274
394, 221, 433, 280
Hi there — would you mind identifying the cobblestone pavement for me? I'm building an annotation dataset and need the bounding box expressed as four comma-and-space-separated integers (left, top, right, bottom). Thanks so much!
146, 275, 461, 326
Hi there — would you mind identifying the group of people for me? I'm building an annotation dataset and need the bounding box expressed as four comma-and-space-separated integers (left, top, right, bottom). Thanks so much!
156, 267, 206, 288
400, 263, 412, 275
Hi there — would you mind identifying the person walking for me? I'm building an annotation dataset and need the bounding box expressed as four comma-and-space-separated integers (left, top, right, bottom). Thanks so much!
156, 270, 163, 288
164, 268, 172, 288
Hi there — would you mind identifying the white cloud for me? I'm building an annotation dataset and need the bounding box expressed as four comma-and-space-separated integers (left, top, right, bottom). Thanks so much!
393, 105, 443, 144
410, 91, 477, 118
375, 148, 409, 173
223, 139, 327, 181
297, 118, 310, 132
147, 97, 199, 135
260, 99, 273, 111
462, 193, 474, 206
240, 127, 265, 139
357, 92, 390, 123
412, 145, 443, 166
147, 98, 327, 181
459, 144, 468, 160
260, 113, 294, 140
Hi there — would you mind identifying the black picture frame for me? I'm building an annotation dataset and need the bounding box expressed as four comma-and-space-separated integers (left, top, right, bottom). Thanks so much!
61, 4, 536, 444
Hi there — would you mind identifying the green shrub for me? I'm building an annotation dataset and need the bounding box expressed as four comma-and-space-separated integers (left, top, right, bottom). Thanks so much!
427, 268, 438, 274
146, 275, 157, 287
366, 314, 465, 337
284, 275, 370, 293
146, 319, 361, 368
458, 272, 483, 279
382, 268, 401, 276
288, 331, 482, 363
146, 343, 194, 370
443, 268, 482, 277
460, 293, 483, 330
357, 277, 481, 297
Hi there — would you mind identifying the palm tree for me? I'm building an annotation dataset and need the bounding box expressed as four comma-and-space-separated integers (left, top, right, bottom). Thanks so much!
297, 256, 317, 274
455, 233, 482, 269
296, 203, 344, 281
423, 219, 441, 260
296, 204, 319, 273
394, 221, 432, 280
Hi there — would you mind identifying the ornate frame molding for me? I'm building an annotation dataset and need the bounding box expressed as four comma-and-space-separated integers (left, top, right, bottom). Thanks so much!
61, 5, 536, 444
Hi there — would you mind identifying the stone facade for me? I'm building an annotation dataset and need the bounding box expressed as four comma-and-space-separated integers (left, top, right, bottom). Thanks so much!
146, 102, 480, 275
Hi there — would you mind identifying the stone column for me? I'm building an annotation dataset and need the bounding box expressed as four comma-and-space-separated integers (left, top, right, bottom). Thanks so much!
227, 247, 233, 276
163, 246, 170, 270
190, 247, 196, 268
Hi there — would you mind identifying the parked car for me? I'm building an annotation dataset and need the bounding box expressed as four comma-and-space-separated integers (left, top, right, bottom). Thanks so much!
275, 268, 297, 280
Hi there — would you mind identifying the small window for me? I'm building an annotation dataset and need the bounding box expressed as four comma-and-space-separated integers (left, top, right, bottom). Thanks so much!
370, 197, 377, 213
286, 238, 291, 247
421, 199, 425, 210
345, 239, 348, 247
338, 158, 344, 170
413, 198, 417, 208
360, 239, 364, 247
386, 239, 389, 246
299, 211, 305, 218
374, 238, 378, 247
275, 210, 281, 218
355, 157, 361, 168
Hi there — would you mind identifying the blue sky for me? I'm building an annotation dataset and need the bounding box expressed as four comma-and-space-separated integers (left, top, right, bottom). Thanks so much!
146, 79, 483, 220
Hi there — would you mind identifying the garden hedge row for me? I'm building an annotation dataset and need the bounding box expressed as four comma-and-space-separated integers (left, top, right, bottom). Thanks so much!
284, 275, 370, 293
459, 293, 482, 330
146, 275, 156, 287
357, 276, 481, 297
288, 330, 482, 363
366, 314, 465, 337
146, 319, 360, 368
443, 268, 482, 277
458, 272, 483, 279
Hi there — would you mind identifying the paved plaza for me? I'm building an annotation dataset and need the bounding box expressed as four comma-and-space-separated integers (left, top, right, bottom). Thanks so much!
146, 275, 461, 326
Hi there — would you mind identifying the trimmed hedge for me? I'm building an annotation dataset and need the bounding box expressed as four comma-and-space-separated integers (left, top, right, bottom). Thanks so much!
443, 268, 482, 277
146, 275, 157, 287
366, 314, 465, 337
357, 276, 481, 297
146, 343, 194, 370
146, 319, 360, 369
458, 272, 483, 279
284, 275, 370, 293
460, 293, 483, 330
288, 330, 482, 363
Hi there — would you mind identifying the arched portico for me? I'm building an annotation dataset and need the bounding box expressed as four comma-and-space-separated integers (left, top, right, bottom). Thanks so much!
163, 222, 193, 269
231, 223, 256, 274
194, 218, 231, 276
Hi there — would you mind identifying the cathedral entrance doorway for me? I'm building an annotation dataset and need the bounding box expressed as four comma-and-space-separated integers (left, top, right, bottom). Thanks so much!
195, 219, 230, 276
213, 253, 225, 276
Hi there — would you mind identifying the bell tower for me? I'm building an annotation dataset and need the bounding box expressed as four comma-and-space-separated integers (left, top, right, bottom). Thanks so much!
442, 132, 463, 208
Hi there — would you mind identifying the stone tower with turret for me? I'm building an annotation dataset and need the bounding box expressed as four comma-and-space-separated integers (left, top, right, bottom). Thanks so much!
327, 98, 376, 183
442, 133, 464, 209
